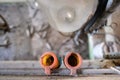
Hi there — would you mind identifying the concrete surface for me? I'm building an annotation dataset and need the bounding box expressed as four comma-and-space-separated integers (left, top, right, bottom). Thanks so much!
0, 75, 119, 80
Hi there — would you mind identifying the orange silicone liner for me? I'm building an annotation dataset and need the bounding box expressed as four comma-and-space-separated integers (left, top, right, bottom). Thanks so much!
40, 52, 59, 75
64, 52, 82, 75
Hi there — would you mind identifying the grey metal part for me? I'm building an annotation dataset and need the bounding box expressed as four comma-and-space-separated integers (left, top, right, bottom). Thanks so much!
0, 60, 119, 76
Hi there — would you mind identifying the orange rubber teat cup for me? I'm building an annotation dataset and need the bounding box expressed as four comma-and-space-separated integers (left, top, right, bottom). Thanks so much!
40, 52, 59, 75
64, 52, 82, 75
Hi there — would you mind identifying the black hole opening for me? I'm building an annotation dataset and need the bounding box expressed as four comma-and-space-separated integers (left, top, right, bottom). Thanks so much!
68, 54, 78, 67
46, 56, 54, 66
43, 55, 54, 66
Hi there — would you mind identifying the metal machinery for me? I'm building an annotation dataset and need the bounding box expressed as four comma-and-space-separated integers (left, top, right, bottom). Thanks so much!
0, 0, 120, 80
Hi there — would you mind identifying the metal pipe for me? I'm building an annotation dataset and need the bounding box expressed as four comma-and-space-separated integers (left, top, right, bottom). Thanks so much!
40, 52, 60, 75
64, 52, 82, 75
110, 67, 120, 74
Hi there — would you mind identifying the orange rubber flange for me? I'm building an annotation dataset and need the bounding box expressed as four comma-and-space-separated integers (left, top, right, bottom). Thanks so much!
64, 52, 82, 75
40, 52, 59, 75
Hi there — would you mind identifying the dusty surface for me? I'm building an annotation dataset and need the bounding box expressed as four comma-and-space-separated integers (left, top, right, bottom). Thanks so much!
0, 3, 88, 60
0, 75, 119, 80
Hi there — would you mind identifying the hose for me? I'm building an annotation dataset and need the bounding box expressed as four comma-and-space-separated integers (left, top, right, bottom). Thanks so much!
84, 0, 108, 33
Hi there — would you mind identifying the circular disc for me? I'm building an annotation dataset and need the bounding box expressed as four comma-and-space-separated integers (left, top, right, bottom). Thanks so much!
37, 0, 98, 32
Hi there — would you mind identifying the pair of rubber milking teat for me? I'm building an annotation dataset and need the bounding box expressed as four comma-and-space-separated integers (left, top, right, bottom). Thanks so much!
40, 52, 82, 75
